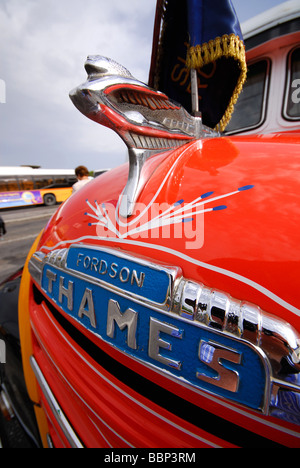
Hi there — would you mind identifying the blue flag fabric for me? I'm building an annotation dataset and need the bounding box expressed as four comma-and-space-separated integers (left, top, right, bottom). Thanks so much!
186, 0, 243, 50
149, 0, 247, 131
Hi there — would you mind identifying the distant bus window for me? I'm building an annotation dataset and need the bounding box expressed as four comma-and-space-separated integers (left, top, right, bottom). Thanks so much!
226, 60, 269, 133
0, 178, 19, 191
284, 47, 300, 120
33, 177, 54, 189
19, 177, 34, 191
54, 177, 74, 186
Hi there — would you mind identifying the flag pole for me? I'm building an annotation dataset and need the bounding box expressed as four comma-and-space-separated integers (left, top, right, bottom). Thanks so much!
190, 69, 199, 114
190, 68, 202, 137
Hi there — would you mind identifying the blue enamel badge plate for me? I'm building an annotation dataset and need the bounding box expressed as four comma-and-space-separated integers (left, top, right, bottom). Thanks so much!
40, 245, 269, 412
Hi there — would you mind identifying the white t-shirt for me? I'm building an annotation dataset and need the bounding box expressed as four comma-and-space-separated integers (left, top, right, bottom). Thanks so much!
72, 177, 93, 193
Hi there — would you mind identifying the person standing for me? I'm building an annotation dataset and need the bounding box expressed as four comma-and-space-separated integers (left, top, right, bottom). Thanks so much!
72, 166, 93, 193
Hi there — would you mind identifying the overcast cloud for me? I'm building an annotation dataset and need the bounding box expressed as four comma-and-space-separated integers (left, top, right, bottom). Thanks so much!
0, 0, 286, 171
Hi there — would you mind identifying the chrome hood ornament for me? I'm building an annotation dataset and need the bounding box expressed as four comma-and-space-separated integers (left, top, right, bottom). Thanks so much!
70, 56, 218, 218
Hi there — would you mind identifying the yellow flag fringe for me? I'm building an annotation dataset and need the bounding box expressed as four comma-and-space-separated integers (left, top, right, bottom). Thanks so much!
186, 34, 247, 132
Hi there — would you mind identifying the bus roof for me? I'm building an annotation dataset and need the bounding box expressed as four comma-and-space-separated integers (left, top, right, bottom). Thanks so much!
242, 0, 300, 40
0, 166, 75, 177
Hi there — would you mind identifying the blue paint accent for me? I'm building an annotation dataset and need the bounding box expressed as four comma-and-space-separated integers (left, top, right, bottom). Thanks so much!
213, 205, 227, 211
175, 199, 184, 206
238, 185, 254, 191
201, 191, 214, 199
182, 218, 194, 223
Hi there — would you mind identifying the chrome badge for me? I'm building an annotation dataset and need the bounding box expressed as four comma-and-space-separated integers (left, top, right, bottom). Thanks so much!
29, 245, 300, 423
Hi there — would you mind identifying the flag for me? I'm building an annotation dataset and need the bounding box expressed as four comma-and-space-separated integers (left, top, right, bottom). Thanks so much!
149, 0, 247, 132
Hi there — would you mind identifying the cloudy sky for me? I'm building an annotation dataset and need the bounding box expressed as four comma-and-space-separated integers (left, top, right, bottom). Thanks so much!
0, 0, 288, 171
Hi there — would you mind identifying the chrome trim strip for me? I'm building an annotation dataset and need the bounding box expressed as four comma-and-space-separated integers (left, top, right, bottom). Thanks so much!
30, 356, 83, 449
28, 251, 46, 285
173, 277, 300, 374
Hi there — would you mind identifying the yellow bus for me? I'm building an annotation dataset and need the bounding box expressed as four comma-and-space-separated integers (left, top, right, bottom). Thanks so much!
0, 166, 77, 209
